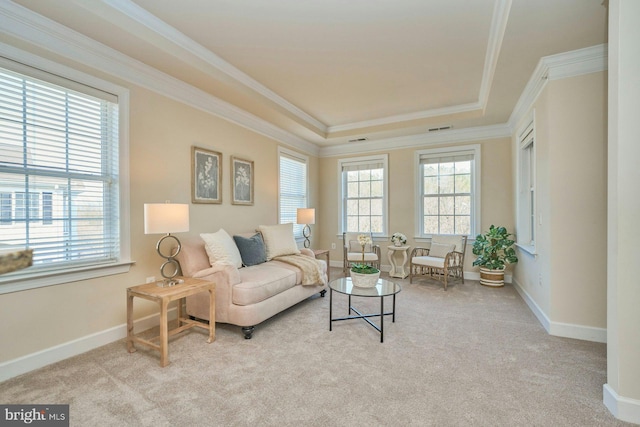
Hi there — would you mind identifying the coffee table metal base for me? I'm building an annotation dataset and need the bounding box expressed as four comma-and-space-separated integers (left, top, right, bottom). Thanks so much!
329, 291, 397, 343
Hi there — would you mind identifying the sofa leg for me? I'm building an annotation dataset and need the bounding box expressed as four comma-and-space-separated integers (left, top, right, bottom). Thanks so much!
242, 326, 255, 339
320, 290, 327, 297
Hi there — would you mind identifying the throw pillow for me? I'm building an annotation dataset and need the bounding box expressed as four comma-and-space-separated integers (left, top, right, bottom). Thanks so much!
200, 229, 243, 268
429, 242, 455, 258
233, 233, 267, 267
257, 223, 300, 260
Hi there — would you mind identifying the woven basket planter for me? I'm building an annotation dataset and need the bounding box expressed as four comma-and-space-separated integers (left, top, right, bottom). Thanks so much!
479, 267, 505, 287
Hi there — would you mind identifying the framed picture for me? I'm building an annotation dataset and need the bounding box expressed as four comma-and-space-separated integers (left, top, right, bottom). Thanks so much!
191, 146, 222, 204
231, 156, 254, 205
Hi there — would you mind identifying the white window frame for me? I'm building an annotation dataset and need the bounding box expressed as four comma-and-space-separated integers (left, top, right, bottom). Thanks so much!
0, 51, 131, 295
516, 114, 536, 254
337, 154, 389, 238
414, 144, 481, 239
277, 147, 308, 241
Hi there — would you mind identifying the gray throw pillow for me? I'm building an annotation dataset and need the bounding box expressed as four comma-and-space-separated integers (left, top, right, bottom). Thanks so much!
233, 233, 267, 267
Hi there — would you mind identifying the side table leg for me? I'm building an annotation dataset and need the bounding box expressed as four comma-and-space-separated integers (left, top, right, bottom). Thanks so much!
126, 291, 136, 353
387, 250, 395, 277
159, 299, 169, 367
207, 288, 216, 343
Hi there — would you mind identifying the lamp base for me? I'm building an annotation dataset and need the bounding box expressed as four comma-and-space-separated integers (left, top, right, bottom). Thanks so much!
303, 224, 311, 248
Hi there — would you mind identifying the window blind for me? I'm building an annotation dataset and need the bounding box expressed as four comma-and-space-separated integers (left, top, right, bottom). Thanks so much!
279, 153, 307, 238
0, 65, 120, 275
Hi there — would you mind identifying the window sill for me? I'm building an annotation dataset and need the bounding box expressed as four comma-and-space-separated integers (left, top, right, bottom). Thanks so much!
515, 243, 536, 256
0, 260, 134, 295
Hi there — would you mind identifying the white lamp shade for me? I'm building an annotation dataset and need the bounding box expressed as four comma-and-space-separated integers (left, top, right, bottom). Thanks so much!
296, 208, 315, 225
144, 203, 190, 234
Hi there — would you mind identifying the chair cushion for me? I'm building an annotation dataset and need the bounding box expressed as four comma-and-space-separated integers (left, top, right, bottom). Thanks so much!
200, 229, 243, 268
233, 233, 267, 267
412, 256, 445, 269
429, 242, 455, 258
258, 223, 300, 260
347, 252, 378, 262
432, 235, 465, 252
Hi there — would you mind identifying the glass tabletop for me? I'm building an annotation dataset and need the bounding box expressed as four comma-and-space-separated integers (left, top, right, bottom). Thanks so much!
329, 277, 401, 297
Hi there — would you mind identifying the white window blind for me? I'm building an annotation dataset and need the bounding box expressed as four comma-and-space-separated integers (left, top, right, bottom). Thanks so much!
518, 119, 535, 249
0, 65, 120, 277
279, 150, 307, 238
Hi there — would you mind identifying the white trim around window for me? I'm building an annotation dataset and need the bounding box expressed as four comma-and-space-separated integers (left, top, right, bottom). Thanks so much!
337, 154, 389, 237
414, 144, 481, 239
516, 112, 536, 255
0, 49, 131, 295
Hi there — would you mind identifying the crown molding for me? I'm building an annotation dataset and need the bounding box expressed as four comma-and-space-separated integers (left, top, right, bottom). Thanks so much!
508, 43, 608, 130
319, 123, 511, 158
99, 0, 328, 135
0, 0, 320, 156
327, 102, 481, 134
479, 0, 512, 111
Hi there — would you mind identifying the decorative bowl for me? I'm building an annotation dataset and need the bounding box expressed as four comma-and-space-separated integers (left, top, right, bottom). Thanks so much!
350, 270, 380, 288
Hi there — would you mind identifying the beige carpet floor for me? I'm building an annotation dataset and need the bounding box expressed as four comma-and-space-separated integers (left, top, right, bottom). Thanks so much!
0, 269, 631, 426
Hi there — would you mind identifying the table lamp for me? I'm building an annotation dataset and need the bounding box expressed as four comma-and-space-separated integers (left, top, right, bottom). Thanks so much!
144, 202, 189, 286
296, 208, 315, 248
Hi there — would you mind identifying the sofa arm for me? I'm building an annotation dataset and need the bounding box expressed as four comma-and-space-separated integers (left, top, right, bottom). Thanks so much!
300, 248, 315, 258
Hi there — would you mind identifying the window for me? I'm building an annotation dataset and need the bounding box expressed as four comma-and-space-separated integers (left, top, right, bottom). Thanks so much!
278, 148, 308, 239
416, 145, 480, 237
338, 154, 388, 235
517, 118, 536, 251
0, 56, 129, 292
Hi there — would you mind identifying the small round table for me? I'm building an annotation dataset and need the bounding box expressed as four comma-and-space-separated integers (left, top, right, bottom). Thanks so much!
387, 245, 410, 278
329, 277, 401, 343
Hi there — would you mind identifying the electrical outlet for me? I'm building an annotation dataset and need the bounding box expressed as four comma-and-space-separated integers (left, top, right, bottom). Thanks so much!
146, 276, 156, 284
538, 273, 543, 286
331, 243, 336, 250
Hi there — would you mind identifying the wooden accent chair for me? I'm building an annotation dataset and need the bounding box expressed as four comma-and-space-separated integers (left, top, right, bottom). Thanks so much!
343, 232, 381, 272
409, 235, 467, 290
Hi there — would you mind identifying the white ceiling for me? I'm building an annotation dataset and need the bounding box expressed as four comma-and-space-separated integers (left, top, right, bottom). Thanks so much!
9, 0, 608, 148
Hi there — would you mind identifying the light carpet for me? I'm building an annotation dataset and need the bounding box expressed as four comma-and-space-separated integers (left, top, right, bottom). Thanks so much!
0, 269, 630, 426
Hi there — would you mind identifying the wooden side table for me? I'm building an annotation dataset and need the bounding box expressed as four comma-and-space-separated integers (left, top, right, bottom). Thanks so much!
127, 277, 215, 367
312, 249, 331, 281
387, 245, 410, 278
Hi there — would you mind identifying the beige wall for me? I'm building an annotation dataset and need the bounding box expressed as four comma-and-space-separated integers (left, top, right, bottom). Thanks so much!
0, 82, 319, 363
317, 138, 514, 272
513, 71, 608, 331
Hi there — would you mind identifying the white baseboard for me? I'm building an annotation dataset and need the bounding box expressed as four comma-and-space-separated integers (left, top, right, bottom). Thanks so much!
604, 384, 640, 424
512, 278, 607, 343
0, 308, 176, 383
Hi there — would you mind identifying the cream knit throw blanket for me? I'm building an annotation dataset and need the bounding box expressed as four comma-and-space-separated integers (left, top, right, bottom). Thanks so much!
273, 254, 327, 286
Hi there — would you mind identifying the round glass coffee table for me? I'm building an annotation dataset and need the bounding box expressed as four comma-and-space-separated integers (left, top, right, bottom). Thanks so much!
329, 277, 401, 343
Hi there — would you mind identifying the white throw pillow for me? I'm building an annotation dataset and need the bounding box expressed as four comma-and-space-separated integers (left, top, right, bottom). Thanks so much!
258, 223, 300, 260
200, 229, 242, 268
429, 242, 455, 258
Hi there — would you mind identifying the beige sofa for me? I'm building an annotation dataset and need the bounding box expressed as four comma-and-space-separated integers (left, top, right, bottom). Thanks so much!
175, 234, 327, 339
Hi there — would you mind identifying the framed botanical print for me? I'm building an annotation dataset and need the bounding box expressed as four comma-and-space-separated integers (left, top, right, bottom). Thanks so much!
231, 156, 254, 205
192, 146, 222, 204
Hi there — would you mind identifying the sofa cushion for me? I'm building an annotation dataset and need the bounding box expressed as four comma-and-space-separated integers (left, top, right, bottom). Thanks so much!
233, 233, 267, 267
200, 229, 243, 268
233, 263, 297, 306
258, 223, 300, 260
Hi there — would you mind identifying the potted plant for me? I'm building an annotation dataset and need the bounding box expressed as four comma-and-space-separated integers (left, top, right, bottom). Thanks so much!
350, 234, 380, 287
472, 225, 518, 287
